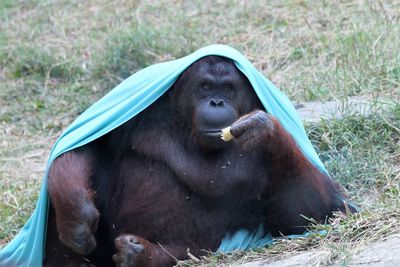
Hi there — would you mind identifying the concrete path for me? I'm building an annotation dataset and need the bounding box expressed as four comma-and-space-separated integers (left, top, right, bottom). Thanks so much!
232, 234, 400, 267
295, 95, 373, 123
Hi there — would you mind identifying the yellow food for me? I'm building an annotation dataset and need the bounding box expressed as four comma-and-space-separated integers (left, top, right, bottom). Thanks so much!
221, 126, 234, 142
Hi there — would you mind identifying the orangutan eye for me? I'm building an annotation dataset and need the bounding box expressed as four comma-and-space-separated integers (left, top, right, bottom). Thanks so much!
200, 83, 211, 92
195, 82, 212, 99
222, 85, 236, 99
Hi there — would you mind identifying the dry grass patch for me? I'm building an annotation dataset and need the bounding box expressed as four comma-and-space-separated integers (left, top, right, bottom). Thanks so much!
0, 127, 56, 246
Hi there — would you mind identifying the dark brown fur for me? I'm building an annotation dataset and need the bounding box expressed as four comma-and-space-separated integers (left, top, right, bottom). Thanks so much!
44, 56, 353, 267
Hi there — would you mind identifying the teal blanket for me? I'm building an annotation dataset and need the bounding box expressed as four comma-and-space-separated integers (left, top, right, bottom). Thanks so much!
0, 44, 329, 266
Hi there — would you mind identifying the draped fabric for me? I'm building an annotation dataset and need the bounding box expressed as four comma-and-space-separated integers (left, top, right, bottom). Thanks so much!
0, 44, 329, 266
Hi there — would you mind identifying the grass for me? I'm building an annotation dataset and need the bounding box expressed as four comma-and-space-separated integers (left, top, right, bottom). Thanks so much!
312, 101, 400, 195
0, 0, 399, 265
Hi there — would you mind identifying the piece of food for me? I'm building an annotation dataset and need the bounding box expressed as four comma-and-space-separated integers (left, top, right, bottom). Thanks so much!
221, 126, 234, 141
